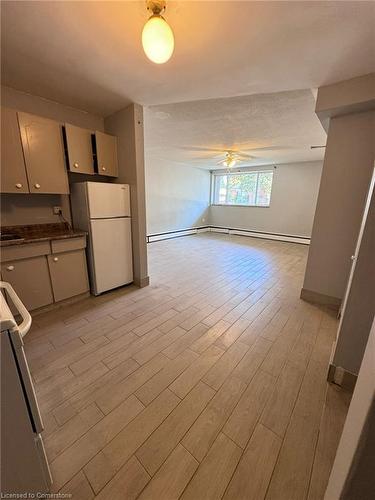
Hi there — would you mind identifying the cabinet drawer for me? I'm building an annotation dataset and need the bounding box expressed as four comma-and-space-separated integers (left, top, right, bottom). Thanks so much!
1, 242, 51, 262
48, 250, 89, 302
51, 237, 86, 254
1, 257, 54, 312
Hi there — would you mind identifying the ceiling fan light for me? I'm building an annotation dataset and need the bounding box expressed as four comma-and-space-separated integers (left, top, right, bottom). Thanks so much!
142, 14, 174, 64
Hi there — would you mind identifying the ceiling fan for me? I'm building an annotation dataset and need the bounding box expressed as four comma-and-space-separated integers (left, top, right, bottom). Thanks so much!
179, 145, 293, 168
216, 151, 253, 168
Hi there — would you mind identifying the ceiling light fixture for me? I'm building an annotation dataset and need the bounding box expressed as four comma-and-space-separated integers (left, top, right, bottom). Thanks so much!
142, 1, 174, 64
223, 152, 237, 168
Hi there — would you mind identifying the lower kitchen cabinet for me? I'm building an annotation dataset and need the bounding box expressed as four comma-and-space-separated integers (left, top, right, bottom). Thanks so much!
47, 250, 89, 302
1, 236, 89, 312
1, 256, 54, 312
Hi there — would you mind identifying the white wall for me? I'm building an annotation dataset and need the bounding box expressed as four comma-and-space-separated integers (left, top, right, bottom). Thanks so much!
145, 158, 211, 234
209, 161, 323, 237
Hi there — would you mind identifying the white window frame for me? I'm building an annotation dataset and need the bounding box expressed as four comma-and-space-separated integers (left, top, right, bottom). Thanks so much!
211, 169, 274, 208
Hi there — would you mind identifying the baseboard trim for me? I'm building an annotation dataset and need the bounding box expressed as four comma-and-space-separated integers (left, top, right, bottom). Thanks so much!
147, 226, 210, 243
31, 291, 91, 317
147, 226, 310, 245
210, 226, 310, 245
134, 276, 150, 288
300, 287, 341, 311
328, 363, 357, 392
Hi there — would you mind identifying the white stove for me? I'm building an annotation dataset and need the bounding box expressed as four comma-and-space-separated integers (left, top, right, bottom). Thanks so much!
1, 281, 52, 494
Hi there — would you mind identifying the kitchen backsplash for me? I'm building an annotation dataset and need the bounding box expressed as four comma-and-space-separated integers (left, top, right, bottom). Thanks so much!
0, 193, 71, 226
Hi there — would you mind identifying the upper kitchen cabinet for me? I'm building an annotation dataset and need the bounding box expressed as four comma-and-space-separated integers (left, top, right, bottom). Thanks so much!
94, 131, 118, 177
64, 123, 95, 174
1, 107, 29, 193
18, 112, 69, 194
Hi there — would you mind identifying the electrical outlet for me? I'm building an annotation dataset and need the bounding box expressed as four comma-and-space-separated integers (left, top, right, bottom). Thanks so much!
53, 206, 62, 215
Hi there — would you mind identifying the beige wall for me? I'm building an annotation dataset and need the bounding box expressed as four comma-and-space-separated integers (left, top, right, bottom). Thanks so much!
316, 73, 375, 119
325, 319, 375, 499
105, 104, 149, 287
209, 161, 322, 237
1, 193, 71, 226
332, 172, 375, 375
303, 110, 375, 301
145, 159, 210, 235
1, 86, 104, 226
1, 86, 104, 130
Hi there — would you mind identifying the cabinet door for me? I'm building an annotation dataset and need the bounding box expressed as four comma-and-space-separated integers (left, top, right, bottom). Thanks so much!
1, 108, 29, 193
48, 250, 89, 302
1, 257, 54, 312
95, 131, 118, 177
64, 124, 94, 174
18, 112, 69, 194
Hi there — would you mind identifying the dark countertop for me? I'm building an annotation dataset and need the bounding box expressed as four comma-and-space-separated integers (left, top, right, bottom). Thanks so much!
0, 223, 87, 247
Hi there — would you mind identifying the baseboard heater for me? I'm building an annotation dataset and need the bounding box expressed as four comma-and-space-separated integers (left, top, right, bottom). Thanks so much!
147, 226, 310, 245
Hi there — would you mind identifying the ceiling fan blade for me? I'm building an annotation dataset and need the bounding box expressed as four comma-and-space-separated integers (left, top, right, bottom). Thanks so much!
238, 153, 260, 159
179, 146, 228, 153
235, 153, 254, 159
237, 146, 297, 154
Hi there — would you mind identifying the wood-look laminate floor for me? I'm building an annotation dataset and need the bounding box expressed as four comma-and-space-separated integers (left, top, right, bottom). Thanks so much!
25, 233, 351, 500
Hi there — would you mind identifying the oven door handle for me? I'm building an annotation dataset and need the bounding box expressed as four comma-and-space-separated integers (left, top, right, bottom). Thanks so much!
0, 281, 32, 337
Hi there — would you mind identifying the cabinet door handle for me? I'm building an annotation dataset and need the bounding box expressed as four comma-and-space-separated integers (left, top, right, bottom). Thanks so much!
53, 257, 59, 262
6, 265, 15, 271
101, 166, 106, 172
73, 162, 79, 168
15, 183, 23, 189
34, 183, 41, 189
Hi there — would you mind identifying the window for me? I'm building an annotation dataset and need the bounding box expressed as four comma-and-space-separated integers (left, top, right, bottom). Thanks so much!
212, 170, 274, 207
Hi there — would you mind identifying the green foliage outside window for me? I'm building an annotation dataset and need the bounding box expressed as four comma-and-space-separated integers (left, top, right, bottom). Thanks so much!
213, 171, 273, 206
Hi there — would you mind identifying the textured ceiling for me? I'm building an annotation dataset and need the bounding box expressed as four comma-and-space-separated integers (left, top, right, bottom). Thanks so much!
144, 89, 327, 170
1, 1, 374, 116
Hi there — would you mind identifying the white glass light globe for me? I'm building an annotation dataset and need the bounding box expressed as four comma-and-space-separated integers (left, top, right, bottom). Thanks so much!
142, 15, 174, 64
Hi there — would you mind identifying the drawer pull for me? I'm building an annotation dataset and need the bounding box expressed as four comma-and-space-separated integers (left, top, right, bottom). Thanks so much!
73, 162, 79, 168
101, 166, 106, 172
53, 257, 59, 262
15, 183, 23, 189
6, 265, 15, 271
34, 183, 41, 189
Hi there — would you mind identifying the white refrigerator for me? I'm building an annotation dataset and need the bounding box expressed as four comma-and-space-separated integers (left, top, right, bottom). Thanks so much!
71, 182, 133, 295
